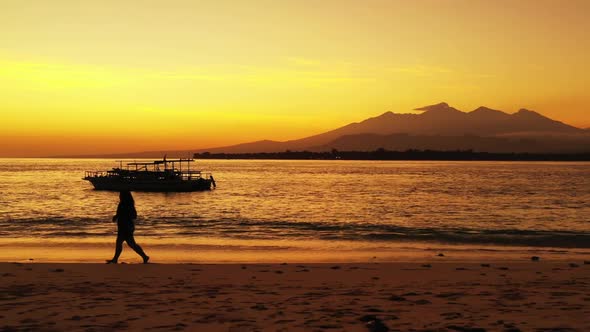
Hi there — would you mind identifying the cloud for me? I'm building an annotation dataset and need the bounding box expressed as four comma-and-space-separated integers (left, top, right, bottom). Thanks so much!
0, 56, 382, 92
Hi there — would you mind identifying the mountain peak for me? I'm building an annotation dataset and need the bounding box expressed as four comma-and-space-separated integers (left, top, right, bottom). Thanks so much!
473, 106, 499, 113
359, 111, 396, 125
514, 108, 544, 118
517, 108, 536, 114
470, 106, 509, 116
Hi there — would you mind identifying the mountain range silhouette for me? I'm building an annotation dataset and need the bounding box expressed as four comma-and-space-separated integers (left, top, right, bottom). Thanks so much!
68, 103, 590, 157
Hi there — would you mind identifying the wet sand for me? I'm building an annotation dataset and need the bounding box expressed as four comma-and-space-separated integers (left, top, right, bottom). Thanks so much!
1, 261, 589, 331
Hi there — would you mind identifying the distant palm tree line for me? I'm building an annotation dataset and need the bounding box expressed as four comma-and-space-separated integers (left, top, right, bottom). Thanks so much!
194, 149, 590, 161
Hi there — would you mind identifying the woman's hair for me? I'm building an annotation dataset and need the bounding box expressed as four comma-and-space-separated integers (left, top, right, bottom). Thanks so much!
119, 190, 135, 206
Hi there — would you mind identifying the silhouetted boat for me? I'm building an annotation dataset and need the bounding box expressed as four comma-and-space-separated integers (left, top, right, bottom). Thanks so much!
84, 158, 215, 192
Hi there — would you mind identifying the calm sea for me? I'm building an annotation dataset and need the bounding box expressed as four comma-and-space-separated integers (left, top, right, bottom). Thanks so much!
0, 159, 589, 262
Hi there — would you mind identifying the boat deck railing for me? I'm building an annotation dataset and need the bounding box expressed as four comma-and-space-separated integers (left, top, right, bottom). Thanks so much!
85, 171, 110, 178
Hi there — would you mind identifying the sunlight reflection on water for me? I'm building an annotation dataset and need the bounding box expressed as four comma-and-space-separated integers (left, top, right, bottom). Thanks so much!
0, 159, 589, 252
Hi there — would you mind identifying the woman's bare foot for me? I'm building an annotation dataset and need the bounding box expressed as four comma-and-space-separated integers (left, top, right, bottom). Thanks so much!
105, 259, 117, 264
143, 256, 150, 264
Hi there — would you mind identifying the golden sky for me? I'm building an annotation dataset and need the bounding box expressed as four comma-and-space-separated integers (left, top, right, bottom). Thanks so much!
1, 0, 589, 156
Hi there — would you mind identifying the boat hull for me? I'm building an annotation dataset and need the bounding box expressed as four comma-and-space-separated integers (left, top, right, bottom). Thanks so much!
85, 177, 213, 192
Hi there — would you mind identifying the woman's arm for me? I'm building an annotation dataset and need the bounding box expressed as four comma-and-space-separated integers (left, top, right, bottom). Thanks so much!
112, 204, 121, 222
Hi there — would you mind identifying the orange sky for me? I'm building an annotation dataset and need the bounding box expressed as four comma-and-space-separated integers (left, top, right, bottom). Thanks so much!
1, 0, 589, 157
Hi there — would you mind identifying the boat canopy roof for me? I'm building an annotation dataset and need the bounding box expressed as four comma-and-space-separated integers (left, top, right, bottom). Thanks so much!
123, 158, 194, 166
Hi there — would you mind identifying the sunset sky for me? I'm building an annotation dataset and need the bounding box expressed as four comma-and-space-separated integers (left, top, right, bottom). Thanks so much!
1, 0, 589, 156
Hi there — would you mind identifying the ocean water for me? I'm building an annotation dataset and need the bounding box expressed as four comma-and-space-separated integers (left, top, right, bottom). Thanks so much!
0, 159, 589, 262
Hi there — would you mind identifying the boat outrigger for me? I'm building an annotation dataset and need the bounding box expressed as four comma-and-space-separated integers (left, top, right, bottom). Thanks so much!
84, 158, 215, 192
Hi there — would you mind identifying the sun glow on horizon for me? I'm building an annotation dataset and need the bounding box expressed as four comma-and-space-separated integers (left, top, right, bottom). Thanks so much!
1, 0, 589, 156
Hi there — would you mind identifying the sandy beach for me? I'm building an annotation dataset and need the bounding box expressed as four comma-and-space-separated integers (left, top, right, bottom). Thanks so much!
1, 261, 589, 331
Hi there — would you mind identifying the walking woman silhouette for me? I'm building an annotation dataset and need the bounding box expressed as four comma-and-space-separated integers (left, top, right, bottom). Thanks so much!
106, 191, 149, 264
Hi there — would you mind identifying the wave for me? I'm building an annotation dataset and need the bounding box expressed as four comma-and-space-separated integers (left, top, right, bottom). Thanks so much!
1, 217, 590, 249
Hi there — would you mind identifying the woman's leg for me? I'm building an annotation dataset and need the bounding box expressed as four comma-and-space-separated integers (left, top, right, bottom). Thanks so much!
126, 234, 149, 263
108, 234, 124, 263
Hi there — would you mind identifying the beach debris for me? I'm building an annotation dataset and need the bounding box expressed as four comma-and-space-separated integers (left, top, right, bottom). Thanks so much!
28, 258, 34, 261
456, 267, 468, 271
414, 299, 432, 305
437, 253, 445, 257
50, 268, 64, 273
531, 256, 540, 261
330, 266, 341, 270
481, 264, 491, 267
359, 315, 390, 332
569, 263, 580, 268
584, 260, 590, 265
422, 264, 432, 268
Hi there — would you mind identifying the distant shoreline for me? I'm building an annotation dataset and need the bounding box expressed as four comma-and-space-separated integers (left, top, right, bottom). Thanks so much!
9, 149, 590, 160
193, 149, 590, 161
